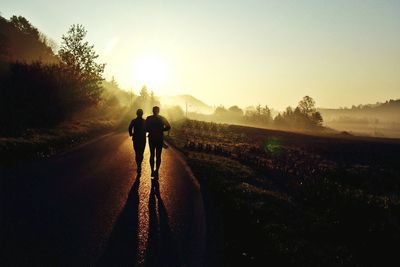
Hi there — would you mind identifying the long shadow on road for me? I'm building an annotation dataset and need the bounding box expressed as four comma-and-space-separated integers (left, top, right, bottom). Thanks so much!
98, 175, 140, 266
145, 179, 181, 267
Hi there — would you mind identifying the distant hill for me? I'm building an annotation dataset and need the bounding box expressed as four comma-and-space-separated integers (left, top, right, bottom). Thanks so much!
319, 99, 400, 123
318, 99, 400, 138
159, 94, 214, 114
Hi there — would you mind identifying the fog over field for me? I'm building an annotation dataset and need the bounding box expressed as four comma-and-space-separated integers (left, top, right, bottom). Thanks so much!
159, 94, 400, 138
318, 100, 400, 138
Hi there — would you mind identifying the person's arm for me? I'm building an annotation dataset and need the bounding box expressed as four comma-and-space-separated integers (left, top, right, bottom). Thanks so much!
162, 117, 171, 132
128, 120, 134, 137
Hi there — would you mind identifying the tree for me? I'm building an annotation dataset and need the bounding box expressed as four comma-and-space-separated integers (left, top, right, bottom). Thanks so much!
166, 105, 185, 122
298, 95, 316, 116
58, 24, 105, 103
132, 85, 160, 114
1, 15, 57, 63
10, 16, 39, 39
39, 33, 58, 54
149, 90, 160, 109
256, 104, 262, 115
243, 104, 272, 125
274, 113, 285, 126
150, 90, 157, 107
214, 105, 228, 116
278, 106, 303, 129
140, 85, 149, 100
261, 105, 272, 118
110, 76, 118, 88
228, 105, 244, 116
284, 106, 294, 116
293, 107, 309, 127
311, 111, 323, 126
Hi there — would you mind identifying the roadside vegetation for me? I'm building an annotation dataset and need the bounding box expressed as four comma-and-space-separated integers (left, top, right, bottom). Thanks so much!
0, 16, 116, 161
167, 119, 400, 266
0, 15, 184, 163
188, 95, 325, 134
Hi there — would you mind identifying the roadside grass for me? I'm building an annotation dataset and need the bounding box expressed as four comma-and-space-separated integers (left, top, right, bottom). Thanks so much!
167, 119, 400, 267
0, 118, 116, 164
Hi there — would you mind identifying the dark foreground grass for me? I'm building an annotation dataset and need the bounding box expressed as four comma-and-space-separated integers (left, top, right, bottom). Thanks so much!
0, 118, 116, 164
167, 119, 400, 267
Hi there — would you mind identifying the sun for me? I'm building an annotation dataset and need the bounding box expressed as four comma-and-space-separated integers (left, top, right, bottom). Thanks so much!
133, 56, 169, 91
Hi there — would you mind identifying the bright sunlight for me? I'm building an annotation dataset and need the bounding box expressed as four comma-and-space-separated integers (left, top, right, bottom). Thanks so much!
132, 55, 169, 93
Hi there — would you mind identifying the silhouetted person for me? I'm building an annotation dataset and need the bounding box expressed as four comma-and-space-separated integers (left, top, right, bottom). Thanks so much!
129, 109, 146, 173
145, 106, 171, 178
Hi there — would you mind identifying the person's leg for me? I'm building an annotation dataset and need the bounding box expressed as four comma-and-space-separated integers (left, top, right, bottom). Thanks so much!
138, 142, 145, 166
134, 142, 145, 169
155, 141, 163, 175
149, 141, 156, 175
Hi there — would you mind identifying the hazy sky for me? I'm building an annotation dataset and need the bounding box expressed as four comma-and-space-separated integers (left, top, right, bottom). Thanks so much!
2, 0, 400, 110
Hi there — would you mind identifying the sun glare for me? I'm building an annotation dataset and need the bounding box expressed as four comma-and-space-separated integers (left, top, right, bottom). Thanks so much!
133, 56, 169, 91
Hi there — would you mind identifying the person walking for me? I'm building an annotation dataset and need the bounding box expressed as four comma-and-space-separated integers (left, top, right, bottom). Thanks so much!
145, 106, 171, 178
129, 109, 147, 174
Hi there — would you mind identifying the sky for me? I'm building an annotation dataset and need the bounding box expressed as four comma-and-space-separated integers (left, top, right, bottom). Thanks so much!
2, 0, 400, 110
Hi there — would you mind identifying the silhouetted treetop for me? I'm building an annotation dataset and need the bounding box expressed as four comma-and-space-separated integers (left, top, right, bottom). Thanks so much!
58, 24, 105, 103
298, 95, 316, 116
59, 24, 105, 79
140, 86, 149, 99
131, 85, 160, 114
9, 16, 40, 39
228, 105, 244, 116
0, 15, 58, 63
273, 96, 323, 129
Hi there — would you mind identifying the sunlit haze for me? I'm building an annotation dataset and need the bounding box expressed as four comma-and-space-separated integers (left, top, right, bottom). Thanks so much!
132, 55, 169, 93
2, 0, 399, 109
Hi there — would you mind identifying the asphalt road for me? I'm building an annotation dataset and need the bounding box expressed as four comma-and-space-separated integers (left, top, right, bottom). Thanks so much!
0, 132, 206, 267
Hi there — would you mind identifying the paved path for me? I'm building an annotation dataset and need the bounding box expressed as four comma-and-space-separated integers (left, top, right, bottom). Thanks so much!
1, 132, 206, 266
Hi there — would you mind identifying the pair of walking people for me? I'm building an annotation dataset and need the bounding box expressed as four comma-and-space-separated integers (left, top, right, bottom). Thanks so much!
128, 106, 171, 178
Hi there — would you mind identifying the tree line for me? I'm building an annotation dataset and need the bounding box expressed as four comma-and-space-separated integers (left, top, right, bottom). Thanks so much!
212, 96, 323, 130
0, 15, 116, 135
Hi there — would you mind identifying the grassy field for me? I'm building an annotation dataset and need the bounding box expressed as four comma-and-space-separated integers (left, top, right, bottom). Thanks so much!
167, 119, 400, 267
0, 118, 117, 164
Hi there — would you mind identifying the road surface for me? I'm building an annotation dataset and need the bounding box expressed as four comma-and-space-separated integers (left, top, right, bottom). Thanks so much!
0, 132, 206, 266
